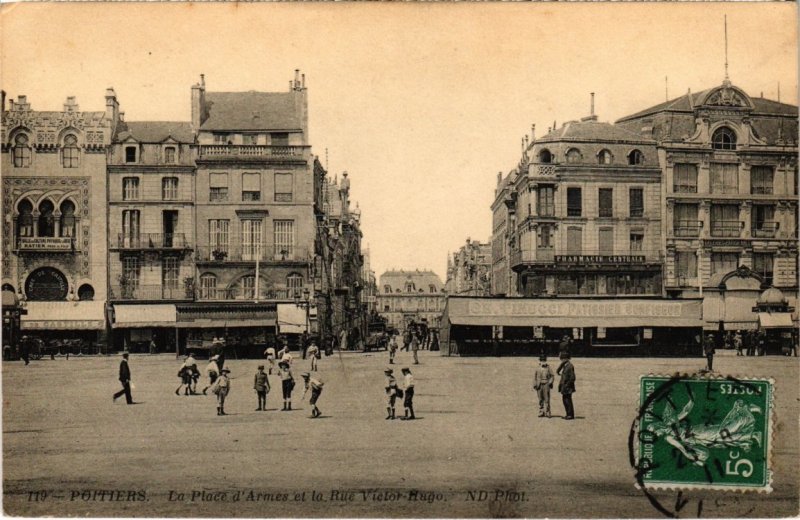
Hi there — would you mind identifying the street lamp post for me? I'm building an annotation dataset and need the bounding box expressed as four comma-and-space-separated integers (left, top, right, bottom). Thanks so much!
294, 287, 312, 336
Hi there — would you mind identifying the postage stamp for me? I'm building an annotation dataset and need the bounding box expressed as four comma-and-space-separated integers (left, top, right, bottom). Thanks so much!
635, 375, 774, 492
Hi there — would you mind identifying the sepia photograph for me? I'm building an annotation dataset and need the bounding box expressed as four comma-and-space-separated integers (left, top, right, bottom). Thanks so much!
1, 2, 798, 518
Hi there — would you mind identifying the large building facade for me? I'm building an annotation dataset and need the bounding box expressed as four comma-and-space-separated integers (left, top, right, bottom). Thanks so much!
446, 238, 492, 296
2, 94, 110, 348
377, 269, 445, 331
491, 79, 798, 333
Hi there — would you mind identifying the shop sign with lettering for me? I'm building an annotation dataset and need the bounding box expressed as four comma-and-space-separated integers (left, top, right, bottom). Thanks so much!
555, 255, 645, 264
17, 237, 73, 251
468, 299, 687, 319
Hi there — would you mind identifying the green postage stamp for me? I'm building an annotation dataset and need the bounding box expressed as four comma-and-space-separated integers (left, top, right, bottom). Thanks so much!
636, 375, 774, 492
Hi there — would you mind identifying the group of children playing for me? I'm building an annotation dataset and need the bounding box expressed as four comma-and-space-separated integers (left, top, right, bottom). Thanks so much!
384, 367, 415, 420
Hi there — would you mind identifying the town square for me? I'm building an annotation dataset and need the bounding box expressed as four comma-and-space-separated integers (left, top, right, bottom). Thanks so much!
1, 2, 798, 518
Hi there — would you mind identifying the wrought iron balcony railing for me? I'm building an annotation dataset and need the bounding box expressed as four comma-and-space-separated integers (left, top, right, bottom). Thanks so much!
752, 221, 779, 238
710, 220, 743, 238
673, 220, 703, 238
196, 287, 300, 301
195, 245, 310, 263
115, 233, 189, 249
110, 284, 192, 301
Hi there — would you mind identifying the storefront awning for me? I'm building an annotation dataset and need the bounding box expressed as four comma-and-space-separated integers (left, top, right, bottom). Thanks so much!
758, 312, 794, 329
21, 301, 106, 330
444, 297, 704, 328
113, 304, 177, 328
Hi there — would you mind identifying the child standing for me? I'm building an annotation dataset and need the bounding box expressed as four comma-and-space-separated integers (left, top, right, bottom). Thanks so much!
533, 355, 554, 418
388, 334, 398, 365
401, 367, 415, 420
254, 365, 270, 411
279, 360, 294, 411
384, 368, 399, 420
264, 345, 277, 374
301, 372, 325, 418
213, 367, 231, 416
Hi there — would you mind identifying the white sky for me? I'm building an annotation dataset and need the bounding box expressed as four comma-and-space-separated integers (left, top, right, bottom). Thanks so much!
2, 3, 797, 281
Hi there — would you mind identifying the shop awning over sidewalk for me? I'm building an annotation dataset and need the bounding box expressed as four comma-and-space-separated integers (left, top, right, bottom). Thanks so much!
21, 301, 106, 330
444, 297, 703, 328
758, 312, 794, 329
112, 304, 177, 328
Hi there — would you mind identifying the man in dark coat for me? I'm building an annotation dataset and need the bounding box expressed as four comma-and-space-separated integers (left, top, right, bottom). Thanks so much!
113, 352, 133, 404
557, 353, 575, 420
703, 333, 716, 371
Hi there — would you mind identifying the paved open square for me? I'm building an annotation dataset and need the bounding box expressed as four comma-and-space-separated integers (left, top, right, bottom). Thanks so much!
3, 350, 798, 517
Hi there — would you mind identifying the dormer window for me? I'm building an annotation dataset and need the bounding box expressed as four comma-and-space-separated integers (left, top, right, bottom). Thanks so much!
598, 149, 613, 165
13, 134, 31, 168
61, 134, 79, 168
712, 126, 737, 151
538, 149, 553, 164
566, 148, 582, 164
125, 146, 137, 163
628, 149, 644, 165
164, 146, 176, 164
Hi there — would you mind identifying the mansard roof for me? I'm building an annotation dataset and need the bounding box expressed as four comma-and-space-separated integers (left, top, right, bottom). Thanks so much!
537, 119, 655, 144
200, 91, 301, 132
114, 121, 194, 143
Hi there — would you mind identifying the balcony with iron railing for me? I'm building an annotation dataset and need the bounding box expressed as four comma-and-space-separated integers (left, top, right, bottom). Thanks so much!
752, 221, 779, 238
195, 286, 301, 301
195, 245, 310, 263
511, 247, 661, 270
672, 220, 703, 238
110, 284, 193, 301
710, 220, 743, 238
198, 145, 310, 160
529, 163, 558, 178
113, 233, 190, 250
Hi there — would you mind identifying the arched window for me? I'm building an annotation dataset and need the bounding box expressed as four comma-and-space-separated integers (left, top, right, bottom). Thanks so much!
61, 134, 79, 168
38, 200, 55, 237
77, 284, 95, 301
538, 149, 553, 164
429, 284, 436, 293
287, 272, 304, 298
2, 283, 16, 294
566, 148, 582, 164
13, 134, 32, 167
199, 273, 217, 299
164, 146, 176, 164
60, 200, 76, 238
712, 127, 737, 150
405, 282, 416, 293
628, 149, 644, 165
384, 285, 392, 294
17, 199, 34, 238
238, 275, 256, 299
598, 149, 613, 165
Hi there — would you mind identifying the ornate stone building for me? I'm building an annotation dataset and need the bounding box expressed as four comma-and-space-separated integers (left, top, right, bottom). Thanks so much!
377, 269, 445, 331
446, 238, 492, 296
1, 93, 110, 347
616, 79, 798, 329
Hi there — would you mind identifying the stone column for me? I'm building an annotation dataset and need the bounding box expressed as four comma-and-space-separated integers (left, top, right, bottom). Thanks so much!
740, 201, 751, 238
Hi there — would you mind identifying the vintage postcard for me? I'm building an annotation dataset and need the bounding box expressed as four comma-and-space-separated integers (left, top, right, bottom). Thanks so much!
1, 2, 798, 518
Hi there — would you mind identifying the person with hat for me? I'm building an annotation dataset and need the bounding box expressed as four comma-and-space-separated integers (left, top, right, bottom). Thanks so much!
175, 355, 196, 396
264, 343, 277, 375
388, 333, 398, 365
202, 355, 221, 395
533, 355, 554, 418
411, 333, 420, 365
557, 352, 575, 420
733, 330, 743, 356
703, 333, 716, 371
400, 367, 415, 420
384, 368, 399, 420
301, 372, 324, 418
112, 352, 133, 404
212, 367, 231, 416
253, 364, 270, 411
278, 360, 295, 411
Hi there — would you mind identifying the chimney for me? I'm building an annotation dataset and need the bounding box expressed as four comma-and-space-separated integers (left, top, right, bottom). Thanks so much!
292, 69, 309, 144
64, 96, 79, 112
15, 95, 30, 111
105, 88, 119, 129
531, 123, 535, 141
191, 74, 207, 134
119, 111, 125, 122
590, 92, 595, 116
1, 90, 5, 112
581, 93, 598, 122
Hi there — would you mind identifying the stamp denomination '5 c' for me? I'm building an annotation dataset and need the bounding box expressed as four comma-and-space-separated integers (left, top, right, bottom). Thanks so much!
636, 375, 774, 492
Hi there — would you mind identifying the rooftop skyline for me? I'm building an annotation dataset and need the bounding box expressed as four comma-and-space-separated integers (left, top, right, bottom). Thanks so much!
2, 3, 796, 279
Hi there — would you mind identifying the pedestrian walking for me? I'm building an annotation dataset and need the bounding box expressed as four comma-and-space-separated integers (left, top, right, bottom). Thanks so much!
401, 328, 411, 352
279, 360, 295, 411
745, 330, 755, 356
202, 355, 220, 395
400, 367, 415, 420
557, 353, 575, 420
175, 355, 198, 395
211, 367, 231, 416
558, 335, 572, 359
149, 336, 157, 355
254, 365, 270, 411
734, 330, 743, 356
307, 341, 320, 372
112, 352, 133, 404
411, 333, 420, 365
703, 333, 715, 372
19, 335, 30, 365
756, 330, 767, 356
301, 372, 324, 418
533, 355, 554, 418
388, 334, 398, 364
